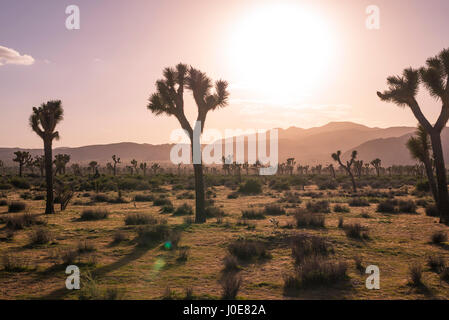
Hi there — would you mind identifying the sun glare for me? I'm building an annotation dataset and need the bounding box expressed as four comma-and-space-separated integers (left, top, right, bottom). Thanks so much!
228, 4, 335, 102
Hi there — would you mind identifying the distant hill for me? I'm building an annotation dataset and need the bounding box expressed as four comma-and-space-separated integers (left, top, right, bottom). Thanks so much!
0, 122, 437, 166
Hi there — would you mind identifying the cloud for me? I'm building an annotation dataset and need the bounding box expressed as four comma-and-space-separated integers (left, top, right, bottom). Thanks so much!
0, 45, 35, 66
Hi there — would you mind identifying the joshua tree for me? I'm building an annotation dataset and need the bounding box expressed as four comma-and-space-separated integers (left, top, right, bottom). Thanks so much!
147, 64, 229, 223
354, 160, 363, 178
242, 162, 249, 175
106, 162, 114, 175
89, 161, 98, 174
54, 154, 70, 175
54, 179, 74, 211
327, 164, 336, 179
370, 158, 382, 177
151, 163, 161, 175
331, 150, 358, 192
377, 48, 449, 222
0, 160, 3, 176
29, 100, 64, 214
33, 155, 45, 177
131, 159, 138, 175
112, 155, 121, 176
13, 151, 32, 177
140, 162, 148, 176
406, 125, 438, 203
286, 158, 296, 175
71, 163, 82, 176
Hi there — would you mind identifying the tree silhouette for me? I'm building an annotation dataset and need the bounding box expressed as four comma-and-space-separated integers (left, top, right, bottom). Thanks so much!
13, 151, 32, 177
406, 125, 438, 203
29, 100, 64, 214
377, 48, 449, 222
89, 161, 98, 174
370, 158, 381, 177
33, 155, 45, 177
0, 160, 4, 176
331, 150, 357, 192
147, 64, 229, 223
140, 162, 148, 176
112, 155, 121, 176
131, 159, 138, 175
54, 154, 70, 175
151, 163, 160, 175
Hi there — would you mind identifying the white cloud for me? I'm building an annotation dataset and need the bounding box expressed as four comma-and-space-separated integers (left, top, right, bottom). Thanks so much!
0, 45, 35, 66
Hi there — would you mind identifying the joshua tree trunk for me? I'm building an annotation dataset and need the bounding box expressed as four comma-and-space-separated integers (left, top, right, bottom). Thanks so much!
192, 143, 206, 223
346, 168, 357, 193
430, 132, 449, 222
44, 138, 54, 214
423, 156, 438, 205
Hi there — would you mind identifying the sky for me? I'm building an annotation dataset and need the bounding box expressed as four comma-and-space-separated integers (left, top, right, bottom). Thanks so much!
0, 0, 448, 148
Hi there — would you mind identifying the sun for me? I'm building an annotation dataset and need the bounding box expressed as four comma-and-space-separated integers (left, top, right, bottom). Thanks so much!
228, 4, 336, 103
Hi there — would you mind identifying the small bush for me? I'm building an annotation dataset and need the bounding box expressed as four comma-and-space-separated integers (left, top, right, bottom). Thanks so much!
428, 255, 445, 273
125, 213, 158, 225
425, 205, 439, 217
205, 206, 225, 218
228, 239, 270, 261
112, 231, 127, 243
222, 255, 240, 273
377, 199, 397, 213
60, 248, 79, 265
296, 257, 347, 288
80, 209, 109, 221
348, 198, 370, 207
220, 272, 242, 300
241, 209, 265, 220
10, 177, 30, 189
173, 203, 194, 216
293, 209, 325, 228
153, 197, 172, 206
5, 213, 44, 230
8, 201, 26, 213
77, 240, 96, 253
159, 204, 174, 214
290, 233, 332, 265
29, 227, 53, 245
306, 201, 330, 213
398, 200, 416, 213
133, 194, 154, 202
338, 217, 344, 228
354, 256, 364, 274
1, 253, 29, 272
238, 179, 262, 195
408, 263, 423, 286
333, 204, 350, 213
177, 247, 190, 262
136, 224, 180, 248
227, 192, 239, 199
264, 204, 286, 216
431, 231, 447, 244
0, 199, 8, 206
91, 193, 110, 203
344, 223, 369, 240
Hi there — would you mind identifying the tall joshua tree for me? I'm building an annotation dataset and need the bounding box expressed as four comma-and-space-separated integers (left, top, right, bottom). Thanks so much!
112, 155, 121, 176
377, 48, 449, 223
370, 158, 382, 177
29, 100, 64, 214
147, 63, 229, 223
13, 151, 32, 177
331, 150, 358, 192
406, 125, 438, 203
54, 154, 70, 175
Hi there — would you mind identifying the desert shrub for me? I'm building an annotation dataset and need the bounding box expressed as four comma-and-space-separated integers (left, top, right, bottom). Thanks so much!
0, 183, 12, 190
0, 199, 8, 206
296, 257, 347, 288
8, 201, 26, 213
177, 192, 194, 200
1, 253, 29, 272
80, 209, 109, 221
290, 233, 331, 264
227, 192, 239, 199
28, 227, 53, 245
133, 194, 154, 202
338, 217, 344, 228
408, 263, 423, 286
112, 231, 127, 243
425, 204, 439, 217
293, 209, 325, 228
281, 192, 302, 204
177, 247, 190, 262
77, 240, 96, 253
153, 197, 172, 206
205, 206, 225, 218
415, 180, 430, 192
20, 192, 32, 200
354, 256, 364, 274
125, 213, 158, 225
159, 204, 174, 214
416, 199, 428, 207
220, 272, 242, 300
238, 179, 262, 195
428, 255, 445, 273
136, 224, 180, 248
333, 204, 350, 213
317, 180, 338, 190
5, 213, 44, 230
269, 180, 290, 191
348, 198, 370, 207
228, 239, 270, 261
32, 194, 45, 201
91, 193, 110, 203
60, 248, 79, 265
377, 199, 397, 213
398, 200, 416, 213
222, 255, 240, 273
264, 204, 286, 216
173, 203, 193, 216
431, 231, 447, 244
10, 177, 30, 189
344, 223, 369, 240
306, 200, 330, 213
241, 209, 265, 220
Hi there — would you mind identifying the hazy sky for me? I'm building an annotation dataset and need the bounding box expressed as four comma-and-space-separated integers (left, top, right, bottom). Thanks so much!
0, 0, 448, 148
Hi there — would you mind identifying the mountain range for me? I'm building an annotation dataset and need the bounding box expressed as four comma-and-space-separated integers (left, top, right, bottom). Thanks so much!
1, 122, 448, 166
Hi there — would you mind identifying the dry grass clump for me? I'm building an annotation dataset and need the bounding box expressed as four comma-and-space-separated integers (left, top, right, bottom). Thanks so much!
80, 209, 109, 221
293, 208, 325, 228
227, 239, 270, 261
